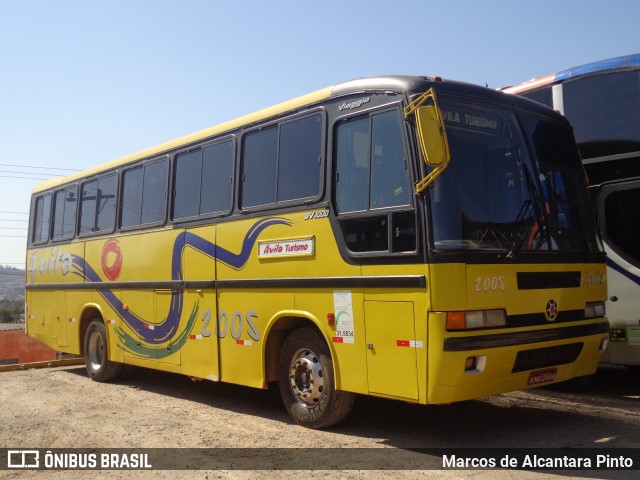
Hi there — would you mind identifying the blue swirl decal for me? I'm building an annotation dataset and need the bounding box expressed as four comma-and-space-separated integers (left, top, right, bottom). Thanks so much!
71, 217, 292, 346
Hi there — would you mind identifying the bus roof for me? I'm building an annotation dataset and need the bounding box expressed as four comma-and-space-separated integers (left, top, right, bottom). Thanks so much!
502, 53, 640, 94
32, 75, 547, 195
32, 85, 334, 194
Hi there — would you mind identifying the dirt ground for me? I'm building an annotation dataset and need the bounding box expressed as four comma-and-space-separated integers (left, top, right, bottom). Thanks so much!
1, 363, 639, 480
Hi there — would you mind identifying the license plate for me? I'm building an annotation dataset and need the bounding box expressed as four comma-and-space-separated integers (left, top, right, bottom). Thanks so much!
527, 368, 557, 386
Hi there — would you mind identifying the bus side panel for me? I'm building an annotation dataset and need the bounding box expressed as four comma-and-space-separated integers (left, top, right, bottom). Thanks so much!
217, 290, 293, 387
602, 247, 640, 366
25, 289, 59, 351
181, 224, 220, 380
361, 264, 430, 404
78, 230, 219, 375
214, 211, 364, 389
26, 242, 85, 354
215, 216, 297, 388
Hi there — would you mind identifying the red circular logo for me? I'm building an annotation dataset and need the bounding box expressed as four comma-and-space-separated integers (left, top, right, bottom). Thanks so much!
545, 300, 558, 321
101, 239, 123, 281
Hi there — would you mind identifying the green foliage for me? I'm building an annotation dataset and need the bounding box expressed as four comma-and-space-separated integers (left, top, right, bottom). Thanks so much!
0, 299, 23, 323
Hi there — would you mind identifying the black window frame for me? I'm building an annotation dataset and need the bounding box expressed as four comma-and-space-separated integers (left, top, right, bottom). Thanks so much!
332, 104, 417, 257
239, 108, 325, 212
172, 136, 235, 222
78, 172, 119, 237
119, 156, 169, 231
31, 193, 52, 245
51, 184, 78, 242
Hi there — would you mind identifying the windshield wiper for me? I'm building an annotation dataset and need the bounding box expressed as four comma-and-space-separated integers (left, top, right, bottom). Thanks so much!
506, 200, 533, 257
507, 165, 548, 257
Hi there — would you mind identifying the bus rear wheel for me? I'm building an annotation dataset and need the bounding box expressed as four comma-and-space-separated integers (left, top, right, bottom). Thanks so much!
84, 319, 123, 382
278, 328, 354, 429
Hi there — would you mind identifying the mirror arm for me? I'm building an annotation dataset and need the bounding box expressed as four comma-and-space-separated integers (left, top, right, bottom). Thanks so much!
404, 88, 437, 118
416, 163, 447, 194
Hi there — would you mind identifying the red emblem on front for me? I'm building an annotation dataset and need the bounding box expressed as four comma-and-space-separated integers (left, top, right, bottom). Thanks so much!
545, 299, 558, 321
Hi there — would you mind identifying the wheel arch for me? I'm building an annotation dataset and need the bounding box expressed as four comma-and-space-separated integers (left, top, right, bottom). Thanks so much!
263, 311, 338, 386
78, 304, 107, 356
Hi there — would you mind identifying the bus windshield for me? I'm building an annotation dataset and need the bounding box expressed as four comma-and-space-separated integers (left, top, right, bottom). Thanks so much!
429, 100, 602, 255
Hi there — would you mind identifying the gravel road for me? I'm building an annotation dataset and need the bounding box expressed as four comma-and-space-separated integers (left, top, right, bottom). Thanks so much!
1, 363, 639, 480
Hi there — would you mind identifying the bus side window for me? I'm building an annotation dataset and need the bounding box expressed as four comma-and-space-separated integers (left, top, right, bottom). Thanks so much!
603, 185, 640, 265
80, 173, 117, 235
141, 159, 168, 224
334, 108, 415, 254
32, 193, 52, 244
335, 116, 369, 213
278, 114, 322, 202
122, 159, 168, 228
52, 186, 77, 240
201, 140, 234, 215
121, 166, 144, 227
242, 126, 278, 208
241, 113, 322, 209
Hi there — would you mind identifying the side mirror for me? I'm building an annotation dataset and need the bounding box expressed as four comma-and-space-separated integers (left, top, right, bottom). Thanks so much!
405, 88, 451, 193
416, 105, 449, 167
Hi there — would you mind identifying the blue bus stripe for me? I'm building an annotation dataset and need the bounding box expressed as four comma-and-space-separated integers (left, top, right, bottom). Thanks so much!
606, 257, 640, 286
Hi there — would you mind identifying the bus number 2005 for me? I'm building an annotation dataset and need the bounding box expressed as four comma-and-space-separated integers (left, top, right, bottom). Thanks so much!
474, 276, 505, 292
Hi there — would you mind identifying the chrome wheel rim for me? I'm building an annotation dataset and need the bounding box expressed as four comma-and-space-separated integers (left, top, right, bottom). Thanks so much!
288, 348, 325, 408
87, 330, 105, 373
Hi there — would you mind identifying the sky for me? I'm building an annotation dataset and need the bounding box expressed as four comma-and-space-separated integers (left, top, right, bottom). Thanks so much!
0, 0, 638, 268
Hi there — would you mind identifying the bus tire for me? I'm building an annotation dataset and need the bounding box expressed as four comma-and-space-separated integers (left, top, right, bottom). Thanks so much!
84, 319, 123, 382
278, 328, 354, 429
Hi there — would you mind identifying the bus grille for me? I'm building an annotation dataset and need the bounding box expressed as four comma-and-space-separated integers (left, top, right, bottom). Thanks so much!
516, 271, 581, 290
511, 343, 584, 373
507, 309, 585, 327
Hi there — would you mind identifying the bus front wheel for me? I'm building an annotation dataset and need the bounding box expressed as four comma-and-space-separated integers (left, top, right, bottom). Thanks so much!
278, 328, 354, 429
84, 320, 123, 382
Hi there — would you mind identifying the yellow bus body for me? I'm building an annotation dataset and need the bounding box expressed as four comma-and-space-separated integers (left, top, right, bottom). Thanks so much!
25, 76, 608, 428
26, 209, 607, 403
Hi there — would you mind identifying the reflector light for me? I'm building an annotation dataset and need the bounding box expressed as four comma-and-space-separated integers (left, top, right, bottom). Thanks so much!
599, 338, 608, 352
446, 312, 467, 330
465, 357, 476, 371
446, 309, 506, 330
585, 301, 606, 319
465, 311, 484, 329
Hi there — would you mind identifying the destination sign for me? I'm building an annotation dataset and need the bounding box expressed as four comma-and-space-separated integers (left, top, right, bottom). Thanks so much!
441, 105, 504, 134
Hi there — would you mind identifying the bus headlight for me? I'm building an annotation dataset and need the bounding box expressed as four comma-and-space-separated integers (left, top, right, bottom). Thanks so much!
585, 301, 605, 318
446, 309, 507, 330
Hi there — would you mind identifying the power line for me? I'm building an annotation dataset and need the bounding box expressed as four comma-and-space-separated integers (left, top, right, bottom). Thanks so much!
0, 163, 81, 172
0, 169, 65, 178
0, 211, 28, 215
0, 227, 27, 230
0, 234, 25, 238
0, 219, 28, 222
0, 174, 64, 181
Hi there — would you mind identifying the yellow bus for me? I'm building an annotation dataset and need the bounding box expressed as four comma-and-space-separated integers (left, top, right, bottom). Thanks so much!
26, 76, 608, 428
